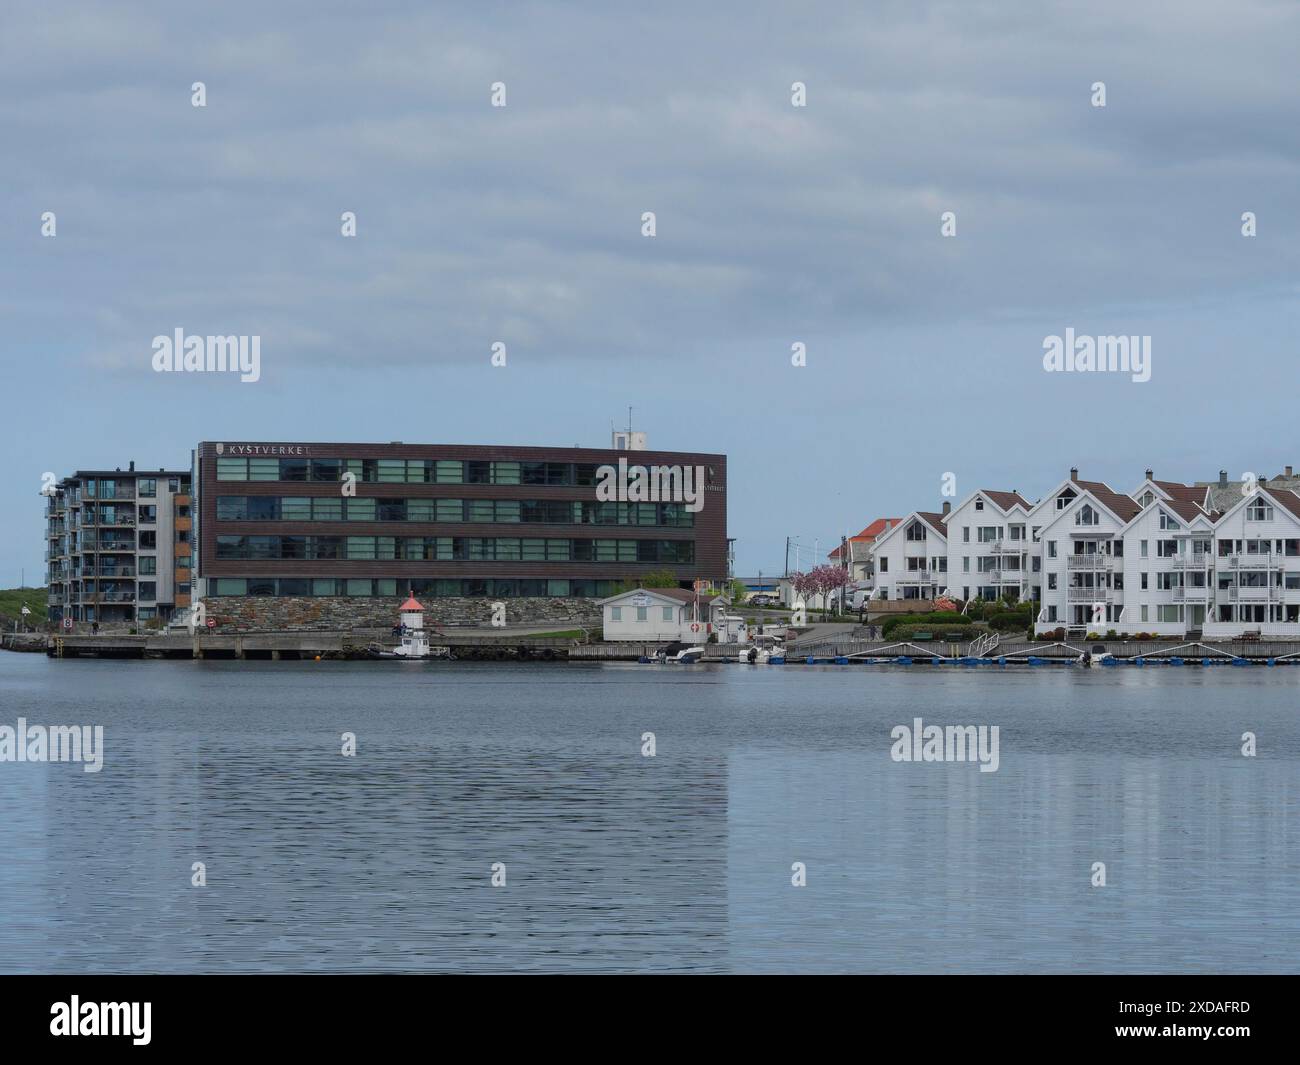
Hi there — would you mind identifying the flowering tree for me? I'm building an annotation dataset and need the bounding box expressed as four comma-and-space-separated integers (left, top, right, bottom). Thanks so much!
791, 566, 847, 612
810, 564, 847, 612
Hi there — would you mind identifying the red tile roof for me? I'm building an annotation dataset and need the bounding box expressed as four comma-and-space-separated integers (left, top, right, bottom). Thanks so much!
828, 518, 903, 558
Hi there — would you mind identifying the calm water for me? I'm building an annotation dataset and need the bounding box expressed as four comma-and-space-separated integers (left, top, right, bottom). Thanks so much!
1, 653, 1297, 973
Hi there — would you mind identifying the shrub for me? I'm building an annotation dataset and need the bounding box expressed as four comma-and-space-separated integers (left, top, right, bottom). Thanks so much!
988, 609, 1033, 631
881, 612, 972, 639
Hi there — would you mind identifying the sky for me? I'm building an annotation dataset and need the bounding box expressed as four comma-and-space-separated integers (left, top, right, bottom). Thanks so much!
3, 0, 1299, 584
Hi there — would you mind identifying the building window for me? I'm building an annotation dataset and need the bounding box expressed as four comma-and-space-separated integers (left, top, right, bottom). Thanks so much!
662, 607, 673, 621
636, 607, 647, 621
139, 556, 157, 575
138, 582, 156, 601
138, 479, 157, 497
611, 607, 622, 621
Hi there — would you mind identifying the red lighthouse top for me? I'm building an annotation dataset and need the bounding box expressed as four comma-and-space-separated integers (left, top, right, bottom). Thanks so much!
399, 596, 424, 612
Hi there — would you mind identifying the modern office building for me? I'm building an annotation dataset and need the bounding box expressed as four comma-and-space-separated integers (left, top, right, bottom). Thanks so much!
45, 462, 193, 625
191, 437, 727, 620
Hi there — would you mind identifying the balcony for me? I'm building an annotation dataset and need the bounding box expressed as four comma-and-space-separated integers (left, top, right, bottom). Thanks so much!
1171, 553, 1212, 569
1221, 554, 1279, 570
1067, 585, 1113, 601
91, 591, 136, 603
1229, 585, 1273, 601
896, 572, 942, 585
1173, 585, 1210, 602
1067, 555, 1113, 570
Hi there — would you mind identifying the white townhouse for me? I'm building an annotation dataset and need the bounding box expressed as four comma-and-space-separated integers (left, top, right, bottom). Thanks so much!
1116, 496, 1216, 637
1033, 470, 1140, 633
871, 506, 950, 601
943, 489, 1035, 604
1203, 485, 1300, 639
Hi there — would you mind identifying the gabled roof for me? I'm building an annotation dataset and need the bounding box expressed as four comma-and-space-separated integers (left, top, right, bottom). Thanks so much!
599, 587, 723, 607
1162, 498, 1211, 524
872, 509, 949, 550
1153, 479, 1206, 505
915, 512, 950, 536
1267, 487, 1300, 521
828, 517, 902, 558
1201, 483, 1300, 528
1074, 479, 1141, 522
399, 596, 424, 611
982, 490, 1032, 512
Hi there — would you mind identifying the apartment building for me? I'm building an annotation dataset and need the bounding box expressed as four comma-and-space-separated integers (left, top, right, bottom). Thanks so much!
871, 506, 950, 600
873, 464, 1300, 639
45, 462, 193, 625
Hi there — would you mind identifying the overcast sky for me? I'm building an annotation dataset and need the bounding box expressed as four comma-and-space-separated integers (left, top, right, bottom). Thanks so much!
3, 0, 1299, 583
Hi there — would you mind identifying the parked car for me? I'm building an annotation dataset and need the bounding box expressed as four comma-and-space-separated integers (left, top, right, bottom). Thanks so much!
749, 594, 777, 608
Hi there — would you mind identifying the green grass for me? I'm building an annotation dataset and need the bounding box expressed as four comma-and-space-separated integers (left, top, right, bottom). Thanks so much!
0, 587, 47, 624
517, 629, 594, 641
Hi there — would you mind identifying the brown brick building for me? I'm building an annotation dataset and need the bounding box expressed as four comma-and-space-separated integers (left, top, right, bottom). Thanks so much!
192, 440, 728, 609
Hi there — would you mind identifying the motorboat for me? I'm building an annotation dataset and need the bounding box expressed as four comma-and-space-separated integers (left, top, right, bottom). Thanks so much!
653, 642, 705, 664
738, 634, 786, 663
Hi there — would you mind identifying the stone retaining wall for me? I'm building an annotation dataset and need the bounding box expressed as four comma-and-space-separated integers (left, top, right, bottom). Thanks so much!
203, 596, 603, 633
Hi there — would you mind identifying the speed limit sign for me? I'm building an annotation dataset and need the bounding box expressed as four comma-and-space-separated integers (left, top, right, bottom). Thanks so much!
62, 617, 72, 630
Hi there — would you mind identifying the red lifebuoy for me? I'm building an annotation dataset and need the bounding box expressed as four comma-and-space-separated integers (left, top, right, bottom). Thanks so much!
691, 623, 700, 632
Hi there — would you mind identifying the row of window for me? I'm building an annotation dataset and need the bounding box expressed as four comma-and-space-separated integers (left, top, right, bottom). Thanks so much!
208, 577, 624, 598
79, 477, 187, 498
214, 496, 694, 527
215, 457, 610, 486
213, 535, 696, 563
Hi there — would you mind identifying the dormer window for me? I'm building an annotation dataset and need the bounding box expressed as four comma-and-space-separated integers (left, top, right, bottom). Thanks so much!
1159, 511, 1180, 530
975, 499, 984, 511
1056, 489, 1076, 510
1141, 491, 1154, 506
1246, 501, 1274, 521
1076, 504, 1099, 526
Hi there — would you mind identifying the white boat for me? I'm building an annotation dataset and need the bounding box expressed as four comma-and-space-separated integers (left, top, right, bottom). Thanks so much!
653, 642, 705, 664
738, 634, 786, 663
1077, 650, 1114, 668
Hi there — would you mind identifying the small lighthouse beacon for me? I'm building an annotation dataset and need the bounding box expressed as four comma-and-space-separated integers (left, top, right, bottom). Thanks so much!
396, 595, 429, 657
